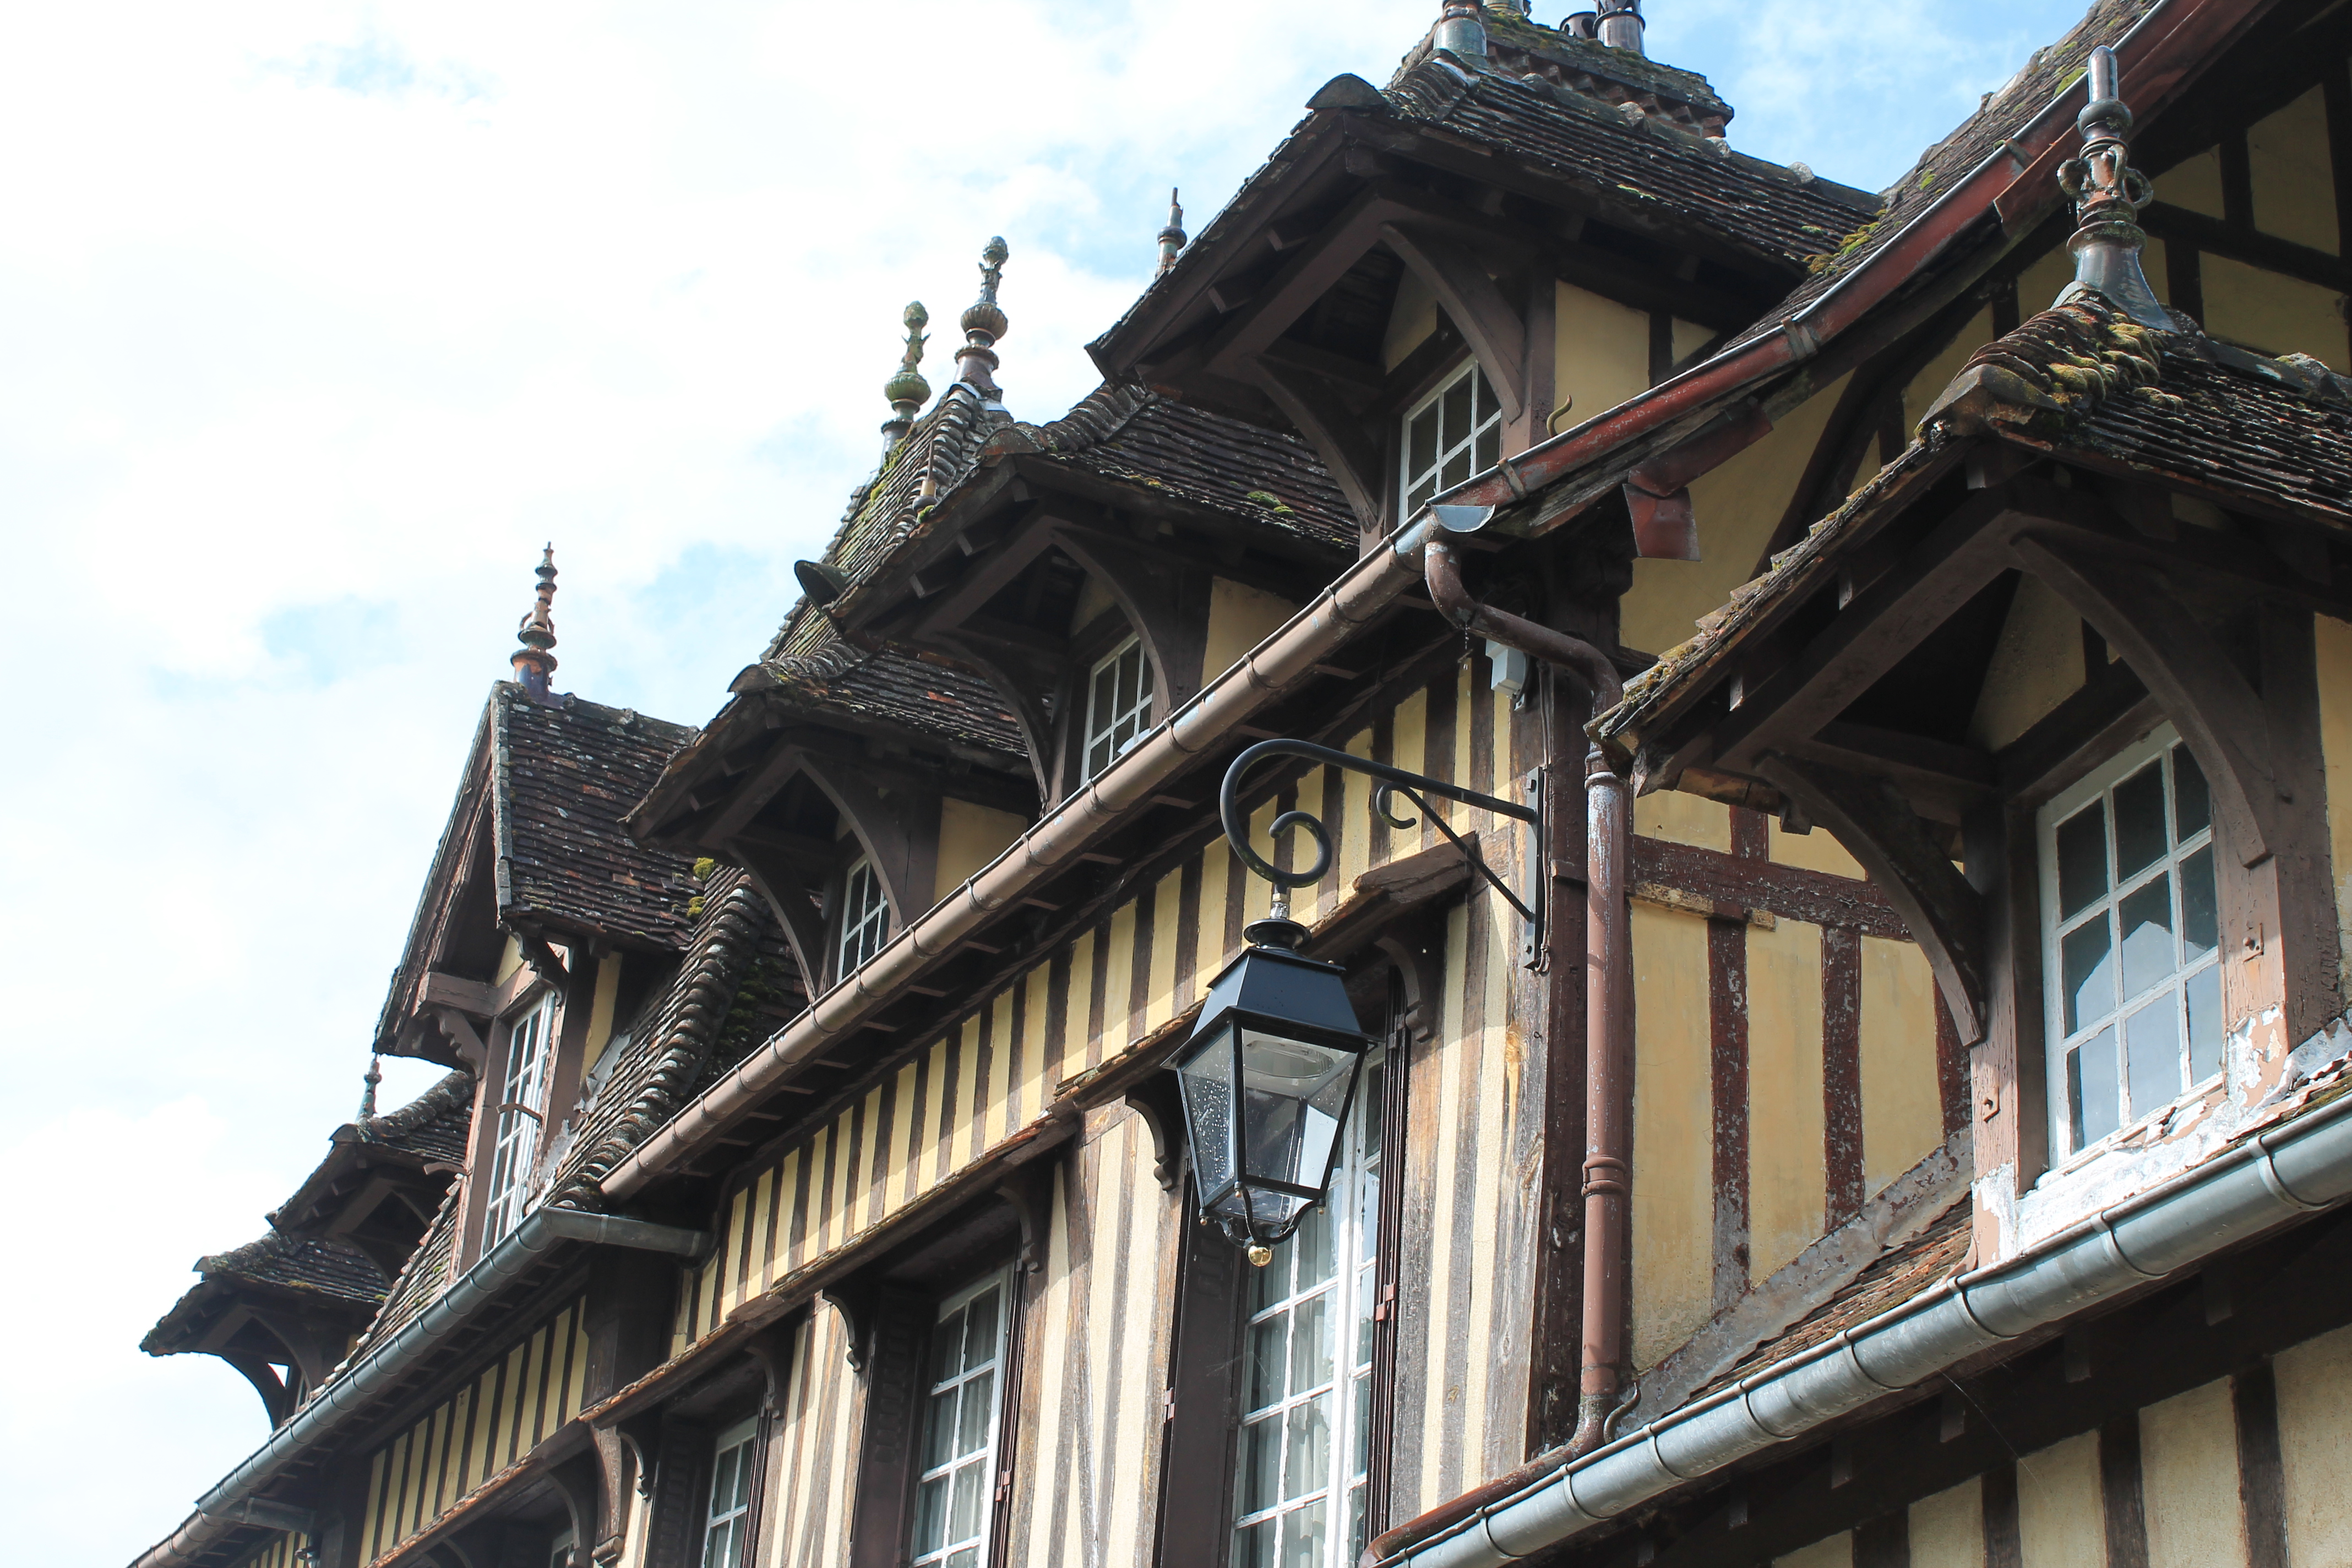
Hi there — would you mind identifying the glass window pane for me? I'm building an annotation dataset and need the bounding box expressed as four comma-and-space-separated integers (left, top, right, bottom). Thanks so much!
1116, 645, 1141, 715
2070, 1026, 2121, 1150
947, 1462, 983, 1543
1408, 409, 1438, 479
922, 1388, 959, 1470
912, 1476, 949, 1553
2119, 875, 2174, 999
1290, 1293, 1332, 1396
1293, 1201, 1335, 1289
955, 1369, 994, 1457
1239, 1415, 1281, 1516
1235, 1519, 1277, 1568
1407, 476, 1434, 514
2062, 917, 2116, 1034
1440, 449, 1469, 491
1474, 422, 1500, 473
2114, 763, 2168, 878
1473, 368, 1496, 419
1441, 379, 1472, 449
2174, 744, 2211, 840
2057, 802, 2108, 918
1283, 1400, 1331, 1501
1281, 1499, 1328, 1568
2187, 965, 2223, 1082
2126, 997, 2182, 1117
963, 1288, 999, 1373
2181, 847, 2218, 961
1246, 1318, 1287, 1412
930, 1307, 965, 1385
946, 1551, 978, 1568
1353, 1374, 1373, 1471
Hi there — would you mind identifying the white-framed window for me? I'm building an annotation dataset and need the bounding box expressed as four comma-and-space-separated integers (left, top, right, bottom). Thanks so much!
1400, 362, 1502, 517
836, 856, 890, 979
547, 1529, 575, 1568
698, 1417, 759, 1568
1082, 636, 1155, 783
2039, 725, 2223, 1163
1232, 1046, 1387, 1568
910, 1269, 1013, 1568
482, 990, 558, 1247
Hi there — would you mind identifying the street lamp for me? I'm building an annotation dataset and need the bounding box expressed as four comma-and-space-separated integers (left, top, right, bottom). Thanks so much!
1170, 738, 1542, 1262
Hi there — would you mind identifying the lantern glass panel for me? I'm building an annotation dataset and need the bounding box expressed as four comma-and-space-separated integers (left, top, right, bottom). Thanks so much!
1240, 1027, 1357, 1194
1173, 1023, 1240, 1204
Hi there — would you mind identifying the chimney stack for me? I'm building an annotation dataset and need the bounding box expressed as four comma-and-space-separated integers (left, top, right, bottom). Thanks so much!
1597, 0, 1644, 54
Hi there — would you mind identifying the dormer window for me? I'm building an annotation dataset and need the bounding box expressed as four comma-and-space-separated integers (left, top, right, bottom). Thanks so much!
1082, 635, 1155, 782
2040, 727, 2222, 1162
482, 990, 557, 1246
836, 855, 890, 979
1401, 363, 1501, 518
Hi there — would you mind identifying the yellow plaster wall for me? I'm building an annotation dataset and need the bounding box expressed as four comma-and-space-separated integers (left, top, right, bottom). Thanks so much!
2160, 146, 2226, 219
1774, 1534, 1852, 1568
1069, 570, 1117, 634
2277, 1321, 2352, 1567
1970, 573, 2087, 752
1620, 373, 1852, 656
1770, 819, 1864, 879
1386, 266, 1439, 372
1747, 918, 1826, 1283
2016, 1429, 2106, 1567
494, 933, 524, 986
2250, 86, 2339, 255
2316, 616, 2352, 982
1635, 788, 1732, 852
1909, 1476, 1985, 1568
1672, 316, 1713, 368
1901, 307, 1997, 429
935, 797, 1028, 903
1858, 936, 1942, 1196
2140, 1378, 2248, 1568
583, 952, 624, 1073
1630, 901, 1713, 1368
2203, 254, 2349, 371
1202, 576, 1298, 687
1555, 281, 1651, 438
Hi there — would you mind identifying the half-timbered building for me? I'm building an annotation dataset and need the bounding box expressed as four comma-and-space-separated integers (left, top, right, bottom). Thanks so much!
129, 4, 2352, 1568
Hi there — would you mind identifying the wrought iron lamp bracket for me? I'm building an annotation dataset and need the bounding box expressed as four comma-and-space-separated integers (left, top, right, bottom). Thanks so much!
1218, 738, 1543, 961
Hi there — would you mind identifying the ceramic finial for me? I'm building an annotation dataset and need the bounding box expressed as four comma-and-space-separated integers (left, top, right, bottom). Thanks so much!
511, 545, 559, 700
1156, 189, 1187, 277
881, 301, 931, 450
956, 237, 1010, 401
2055, 46, 2171, 330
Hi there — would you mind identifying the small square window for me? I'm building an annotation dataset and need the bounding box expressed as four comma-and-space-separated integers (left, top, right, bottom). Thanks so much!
2039, 727, 2223, 1162
1399, 364, 1502, 519
836, 857, 890, 980
1082, 636, 1155, 783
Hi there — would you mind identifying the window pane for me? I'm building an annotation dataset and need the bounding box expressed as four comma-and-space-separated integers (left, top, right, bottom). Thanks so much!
2062, 917, 2115, 1034
1283, 1400, 1331, 1501
1246, 1317, 1287, 1412
1115, 645, 1141, 716
2057, 802, 2108, 918
921, 1387, 959, 1469
2119, 875, 2174, 999
1281, 1499, 1328, 1568
930, 1306, 965, 1384
2181, 847, 2218, 961
2125, 997, 2182, 1117
1353, 1374, 1373, 1471
963, 1288, 1000, 1373
1408, 408, 1438, 479
2187, 965, 2222, 1082
1235, 1519, 1277, 1568
1290, 1293, 1332, 1396
1441, 379, 1472, 450
913, 1476, 949, 1552
1440, 449, 1469, 491
2174, 744, 2211, 839
1474, 422, 1500, 473
946, 1551, 978, 1568
2114, 763, 2168, 878
1239, 1416, 1281, 1515
1293, 1200, 1335, 1289
955, 1369, 995, 1457
2070, 1026, 2120, 1150
947, 1461, 983, 1543
1407, 476, 1435, 514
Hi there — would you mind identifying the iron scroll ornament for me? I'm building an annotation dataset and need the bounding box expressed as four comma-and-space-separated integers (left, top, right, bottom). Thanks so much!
1217, 738, 1543, 930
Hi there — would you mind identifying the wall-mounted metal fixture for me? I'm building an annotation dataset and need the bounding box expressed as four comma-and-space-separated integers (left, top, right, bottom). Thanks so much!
1169, 738, 1544, 1263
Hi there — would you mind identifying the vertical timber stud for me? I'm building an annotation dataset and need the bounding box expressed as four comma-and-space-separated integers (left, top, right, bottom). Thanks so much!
847, 1286, 933, 1568
642, 1417, 712, 1568
2234, 1360, 2291, 1568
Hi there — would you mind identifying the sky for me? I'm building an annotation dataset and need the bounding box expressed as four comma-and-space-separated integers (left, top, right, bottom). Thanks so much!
0, 1, 2092, 1560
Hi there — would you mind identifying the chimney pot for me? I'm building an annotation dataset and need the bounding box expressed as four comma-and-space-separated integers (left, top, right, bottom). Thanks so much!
1597, 0, 1643, 54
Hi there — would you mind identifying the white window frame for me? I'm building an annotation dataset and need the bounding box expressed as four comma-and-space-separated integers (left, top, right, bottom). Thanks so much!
908, 1268, 1014, 1568
482, 990, 558, 1248
1081, 635, 1155, 783
1398, 362, 1502, 519
698, 1417, 758, 1568
835, 855, 890, 981
1231, 1044, 1387, 1568
547, 1529, 575, 1568
2038, 723, 2224, 1166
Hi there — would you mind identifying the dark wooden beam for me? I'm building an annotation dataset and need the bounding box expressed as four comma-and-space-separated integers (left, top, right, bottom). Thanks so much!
727, 835, 830, 1000
1381, 221, 1528, 420
2139, 202, 2352, 297
1255, 357, 1386, 527
1756, 754, 1988, 1042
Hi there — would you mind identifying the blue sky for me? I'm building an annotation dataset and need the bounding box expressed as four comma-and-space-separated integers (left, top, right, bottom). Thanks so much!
0, 1, 2090, 1558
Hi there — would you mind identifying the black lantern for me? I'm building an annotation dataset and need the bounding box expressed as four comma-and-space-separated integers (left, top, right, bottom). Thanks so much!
1169, 903, 1375, 1264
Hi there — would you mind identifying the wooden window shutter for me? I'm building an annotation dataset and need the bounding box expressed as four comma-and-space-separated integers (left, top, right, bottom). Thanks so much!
847, 1284, 935, 1568
1154, 1217, 1245, 1566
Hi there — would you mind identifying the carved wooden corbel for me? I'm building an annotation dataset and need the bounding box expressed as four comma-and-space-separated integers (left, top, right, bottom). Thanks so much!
742, 1317, 801, 1415
1757, 754, 1989, 1043
819, 1282, 878, 1373
1119, 1074, 1188, 1194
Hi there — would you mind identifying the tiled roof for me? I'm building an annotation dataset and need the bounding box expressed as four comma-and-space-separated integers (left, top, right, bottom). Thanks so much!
348, 1068, 473, 1166
358, 1185, 460, 1349
1730, 0, 2160, 345
494, 687, 701, 948
1383, 55, 1878, 269
752, 624, 1028, 763
143, 1233, 392, 1357
1698, 1197, 1974, 1395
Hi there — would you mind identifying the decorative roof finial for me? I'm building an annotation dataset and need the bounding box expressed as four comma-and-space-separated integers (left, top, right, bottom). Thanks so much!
881, 301, 931, 451
357, 1054, 382, 1120
956, 237, 1010, 406
1156, 189, 1187, 277
1434, 0, 1488, 58
1597, 0, 1645, 55
2055, 46, 2172, 331
511, 545, 559, 701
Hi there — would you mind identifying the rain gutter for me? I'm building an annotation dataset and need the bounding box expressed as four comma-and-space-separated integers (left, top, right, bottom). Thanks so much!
134, 1208, 708, 1568
1369, 1088, 2352, 1567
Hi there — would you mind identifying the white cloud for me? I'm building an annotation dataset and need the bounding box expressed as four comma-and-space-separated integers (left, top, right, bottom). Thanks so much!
0, 1, 2089, 1558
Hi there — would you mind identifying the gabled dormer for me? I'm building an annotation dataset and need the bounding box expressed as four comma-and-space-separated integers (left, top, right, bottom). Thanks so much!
1088, 0, 1878, 549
